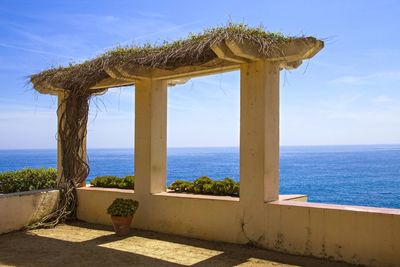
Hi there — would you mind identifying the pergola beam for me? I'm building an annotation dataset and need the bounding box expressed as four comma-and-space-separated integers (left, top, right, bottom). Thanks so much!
281, 60, 303, 70
151, 61, 239, 81
210, 42, 249, 64
226, 38, 324, 63
91, 77, 135, 90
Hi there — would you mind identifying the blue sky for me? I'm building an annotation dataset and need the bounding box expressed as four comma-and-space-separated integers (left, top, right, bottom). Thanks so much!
0, 0, 399, 149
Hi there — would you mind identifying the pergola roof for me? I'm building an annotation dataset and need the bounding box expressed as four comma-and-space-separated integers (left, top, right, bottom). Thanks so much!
30, 24, 324, 95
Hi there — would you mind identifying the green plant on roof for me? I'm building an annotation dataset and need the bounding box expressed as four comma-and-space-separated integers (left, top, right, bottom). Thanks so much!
30, 22, 303, 92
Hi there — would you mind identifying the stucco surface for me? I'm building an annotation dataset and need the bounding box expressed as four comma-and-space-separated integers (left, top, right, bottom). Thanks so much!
0, 189, 59, 234
77, 188, 400, 267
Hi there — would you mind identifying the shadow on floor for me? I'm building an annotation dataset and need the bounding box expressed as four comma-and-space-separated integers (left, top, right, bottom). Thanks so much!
0, 222, 357, 267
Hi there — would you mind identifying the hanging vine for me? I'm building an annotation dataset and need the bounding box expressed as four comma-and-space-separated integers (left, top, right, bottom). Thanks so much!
28, 89, 92, 228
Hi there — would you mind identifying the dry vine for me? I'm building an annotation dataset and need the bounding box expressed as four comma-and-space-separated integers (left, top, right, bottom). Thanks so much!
28, 91, 89, 228
28, 68, 107, 228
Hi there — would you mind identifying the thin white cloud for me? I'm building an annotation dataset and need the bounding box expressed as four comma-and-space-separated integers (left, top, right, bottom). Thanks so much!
330, 71, 400, 85
374, 95, 393, 104
100, 19, 205, 52
0, 43, 73, 59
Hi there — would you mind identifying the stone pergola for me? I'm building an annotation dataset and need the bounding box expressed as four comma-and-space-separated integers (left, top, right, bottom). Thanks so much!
31, 26, 323, 236
28, 27, 400, 267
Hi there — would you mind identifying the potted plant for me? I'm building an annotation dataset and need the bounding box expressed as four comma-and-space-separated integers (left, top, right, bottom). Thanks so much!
107, 198, 139, 236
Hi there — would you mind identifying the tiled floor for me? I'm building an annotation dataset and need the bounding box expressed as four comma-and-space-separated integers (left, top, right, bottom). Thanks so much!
0, 222, 355, 267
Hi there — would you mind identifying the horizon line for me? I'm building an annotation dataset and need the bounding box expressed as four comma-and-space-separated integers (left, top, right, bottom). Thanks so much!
1, 143, 400, 150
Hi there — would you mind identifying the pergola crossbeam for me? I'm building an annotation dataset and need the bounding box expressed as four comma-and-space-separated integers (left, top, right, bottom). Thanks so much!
225, 40, 262, 61
151, 61, 239, 80
280, 60, 303, 70
211, 42, 249, 63
91, 77, 135, 90
226, 38, 323, 63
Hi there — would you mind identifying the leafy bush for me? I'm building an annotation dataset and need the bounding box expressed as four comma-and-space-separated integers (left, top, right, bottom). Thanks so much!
107, 198, 139, 217
210, 181, 226, 195
168, 180, 194, 193
221, 177, 236, 195
121, 176, 135, 189
90, 175, 135, 189
232, 182, 240, 196
0, 168, 57, 194
168, 176, 239, 197
193, 176, 212, 194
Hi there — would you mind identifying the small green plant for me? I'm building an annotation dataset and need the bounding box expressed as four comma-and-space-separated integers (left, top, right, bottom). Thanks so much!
90, 175, 135, 189
168, 176, 240, 197
107, 198, 139, 217
0, 168, 57, 194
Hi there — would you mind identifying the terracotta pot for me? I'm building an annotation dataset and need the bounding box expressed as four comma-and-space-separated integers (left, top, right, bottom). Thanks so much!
111, 215, 133, 236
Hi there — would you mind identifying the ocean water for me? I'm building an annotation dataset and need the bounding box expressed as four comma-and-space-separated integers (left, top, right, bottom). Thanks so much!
1, 145, 400, 209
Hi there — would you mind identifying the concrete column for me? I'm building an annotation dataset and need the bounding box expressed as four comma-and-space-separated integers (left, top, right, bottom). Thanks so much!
57, 91, 87, 187
77, 112, 87, 188
239, 60, 280, 240
57, 91, 68, 184
134, 79, 168, 195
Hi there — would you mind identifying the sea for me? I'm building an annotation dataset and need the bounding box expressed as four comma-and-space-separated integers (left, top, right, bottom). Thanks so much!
1, 145, 400, 209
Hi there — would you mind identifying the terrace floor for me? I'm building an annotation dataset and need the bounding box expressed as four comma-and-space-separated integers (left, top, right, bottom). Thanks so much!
0, 222, 356, 267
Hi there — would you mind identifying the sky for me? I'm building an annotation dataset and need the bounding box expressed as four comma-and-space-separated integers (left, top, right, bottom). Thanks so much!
0, 0, 399, 149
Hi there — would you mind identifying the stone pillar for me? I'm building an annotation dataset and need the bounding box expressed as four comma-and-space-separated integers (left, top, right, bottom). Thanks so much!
239, 60, 280, 240
57, 91, 87, 187
134, 79, 168, 195
57, 91, 68, 184
77, 114, 87, 188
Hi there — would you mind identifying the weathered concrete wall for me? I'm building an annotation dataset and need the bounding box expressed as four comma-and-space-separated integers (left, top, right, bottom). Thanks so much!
263, 201, 400, 267
0, 189, 59, 234
77, 188, 244, 243
77, 188, 400, 267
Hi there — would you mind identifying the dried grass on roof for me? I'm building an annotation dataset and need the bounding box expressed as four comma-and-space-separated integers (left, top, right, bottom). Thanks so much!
30, 23, 304, 91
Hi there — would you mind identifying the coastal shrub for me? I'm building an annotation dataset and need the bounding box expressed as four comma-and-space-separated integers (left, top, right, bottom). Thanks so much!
193, 176, 213, 194
222, 177, 236, 195
210, 181, 226, 195
232, 182, 240, 197
90, 175, 135, 189
0, 168, 57, 194
168, 180, 194, 193
121, 176, 135, 189
168, 176, 239, 197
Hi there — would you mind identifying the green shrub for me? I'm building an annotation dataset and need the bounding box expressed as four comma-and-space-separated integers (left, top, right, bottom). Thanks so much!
232, 182, 240, 197
168, 180, 194, 193
168, 176, 240, 197
107, 198, 139, 217
90, 175, 135, 190
120, 176, 135, 189
222, 177, 236, 195
193, 176, 212, 194
0, 168, 57, 194
210, 181, 226, 195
